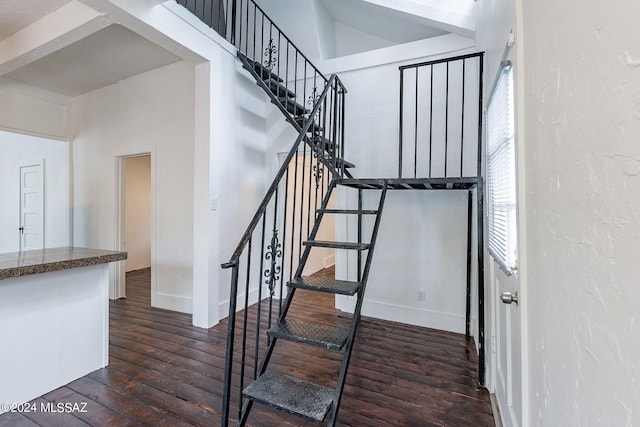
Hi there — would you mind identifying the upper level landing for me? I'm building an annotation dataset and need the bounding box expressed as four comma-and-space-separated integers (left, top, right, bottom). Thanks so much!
336, 177, 478, 190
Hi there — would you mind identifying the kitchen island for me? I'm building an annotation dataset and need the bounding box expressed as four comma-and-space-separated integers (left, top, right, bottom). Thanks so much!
0, 247, 126, 411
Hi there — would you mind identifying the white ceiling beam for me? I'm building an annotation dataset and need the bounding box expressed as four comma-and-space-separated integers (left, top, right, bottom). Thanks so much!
0, 1, 111, 76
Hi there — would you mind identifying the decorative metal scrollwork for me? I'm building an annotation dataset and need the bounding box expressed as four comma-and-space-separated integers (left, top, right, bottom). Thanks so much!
313, 163, 324, 190
264, 39, 277, 71
306, 86, 322, 122
263, 228, 282, 296
307, 86, 319, 107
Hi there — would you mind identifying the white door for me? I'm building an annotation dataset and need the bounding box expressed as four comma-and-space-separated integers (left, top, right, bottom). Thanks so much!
487, 60, 523, 427
492, 264, 522, 427
19, 161, 44, 251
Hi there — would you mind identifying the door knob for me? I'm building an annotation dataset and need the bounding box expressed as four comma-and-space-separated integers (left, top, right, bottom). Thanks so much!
501, 291, 518, 305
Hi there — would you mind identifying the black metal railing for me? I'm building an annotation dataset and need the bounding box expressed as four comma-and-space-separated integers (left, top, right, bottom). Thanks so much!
219, 76, 344, 425
176, 0, 347, 163
174, 1, 350, 424
398, 53, 484, 179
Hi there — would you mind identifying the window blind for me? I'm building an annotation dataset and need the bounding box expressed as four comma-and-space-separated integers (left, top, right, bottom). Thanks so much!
487, 62, 518, 274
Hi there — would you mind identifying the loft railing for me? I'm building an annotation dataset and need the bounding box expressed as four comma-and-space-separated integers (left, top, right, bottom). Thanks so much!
398, 52, 484, 180
174, 1, 349, 425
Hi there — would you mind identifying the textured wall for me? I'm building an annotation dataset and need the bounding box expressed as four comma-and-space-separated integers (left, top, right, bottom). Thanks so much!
522, 0, 640, 425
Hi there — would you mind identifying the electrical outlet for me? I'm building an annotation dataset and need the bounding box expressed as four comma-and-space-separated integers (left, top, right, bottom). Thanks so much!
418, 290, 426, 302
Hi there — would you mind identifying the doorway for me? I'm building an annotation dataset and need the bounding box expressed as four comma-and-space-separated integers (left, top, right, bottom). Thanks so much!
114, 151, 156, 302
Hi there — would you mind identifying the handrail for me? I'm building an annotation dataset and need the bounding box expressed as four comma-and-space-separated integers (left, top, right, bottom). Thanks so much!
222, 74, 338, 268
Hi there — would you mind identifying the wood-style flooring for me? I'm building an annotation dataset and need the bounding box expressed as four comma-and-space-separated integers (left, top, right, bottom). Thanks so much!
0, 267, 494, 426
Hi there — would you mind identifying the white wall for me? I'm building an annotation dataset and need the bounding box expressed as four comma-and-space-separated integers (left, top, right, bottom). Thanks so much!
124, 155, 151, 272
72, 61, 195, 313
201, 51, 270, 325
520, 1, 640, 426
479, 0, 640, 425
0, 131, 70, 253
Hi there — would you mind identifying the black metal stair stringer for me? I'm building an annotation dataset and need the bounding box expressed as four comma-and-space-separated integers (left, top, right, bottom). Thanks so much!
237, 179, 339, 426
239, 179, 389, 426
326, 180, 388, 426
236, 52, 350, 179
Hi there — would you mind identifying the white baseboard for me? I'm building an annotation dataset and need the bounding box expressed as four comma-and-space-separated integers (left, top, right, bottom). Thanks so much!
152, 292, 193, 314
324, 255, 335, 268
360, 299, 466, 334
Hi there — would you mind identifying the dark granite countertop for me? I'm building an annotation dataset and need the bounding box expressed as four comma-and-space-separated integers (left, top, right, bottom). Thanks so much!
0, 247, 127, 280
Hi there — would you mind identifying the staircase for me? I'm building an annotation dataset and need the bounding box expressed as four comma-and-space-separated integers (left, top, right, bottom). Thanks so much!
240, 180, 387, 425
173, 0, 381, 425
176, 1, 486, 425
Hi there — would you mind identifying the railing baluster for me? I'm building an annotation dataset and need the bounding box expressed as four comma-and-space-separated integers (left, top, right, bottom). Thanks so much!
460, 58, 466, 177
414, 67, 419, 178
241, 239, 251, 399
429, 64, 434, 178
307, 138, 313, 239
267, 188, 279, 334
279, 168, 289, 314
258, 212, 267, 345
299, 131, 306, 261
445, 61, 450, 177
221, 263, 238, 427
340, 84, 344, 176
230, 0, 236, 44
290, 147, 299, 282
252, 4, 256, 59
399, 69, 404, 178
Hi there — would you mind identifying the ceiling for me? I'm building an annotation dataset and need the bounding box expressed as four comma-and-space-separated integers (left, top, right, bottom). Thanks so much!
320, 0, 447, 46
5, 24, 182, 97
0, 0, 72, 41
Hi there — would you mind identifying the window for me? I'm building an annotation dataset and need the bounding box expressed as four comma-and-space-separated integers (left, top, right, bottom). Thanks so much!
487, 61, 518, 275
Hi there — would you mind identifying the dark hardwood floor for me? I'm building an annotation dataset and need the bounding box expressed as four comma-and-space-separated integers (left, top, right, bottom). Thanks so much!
0, 267, 493, 426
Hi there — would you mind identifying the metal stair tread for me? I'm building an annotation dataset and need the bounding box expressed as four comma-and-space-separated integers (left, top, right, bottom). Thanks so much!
267, 319, 349, 350
318, 208, 378, 215
292, 115, 324, 132
273, 99, 309, 115
310, 135, 335, 150
242, 370, 334, 424
265, 78, 296, 98
238, 54, 283, 83
303, 240, 370, 250
289, 276, 362, 295
335, 158, 355, 168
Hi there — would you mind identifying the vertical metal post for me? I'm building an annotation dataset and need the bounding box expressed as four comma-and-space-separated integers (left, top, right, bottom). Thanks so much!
444, 62, 449, 177
465, 190, 472, 337
460, 59, 466, 177
476, 54, 486, 386
221, 264, 239, 427
340, 83, 346, 177
398, 69, 404, 178
428, 65, 434, 178
414, 67, 419, 178
357, 189, 363, 281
